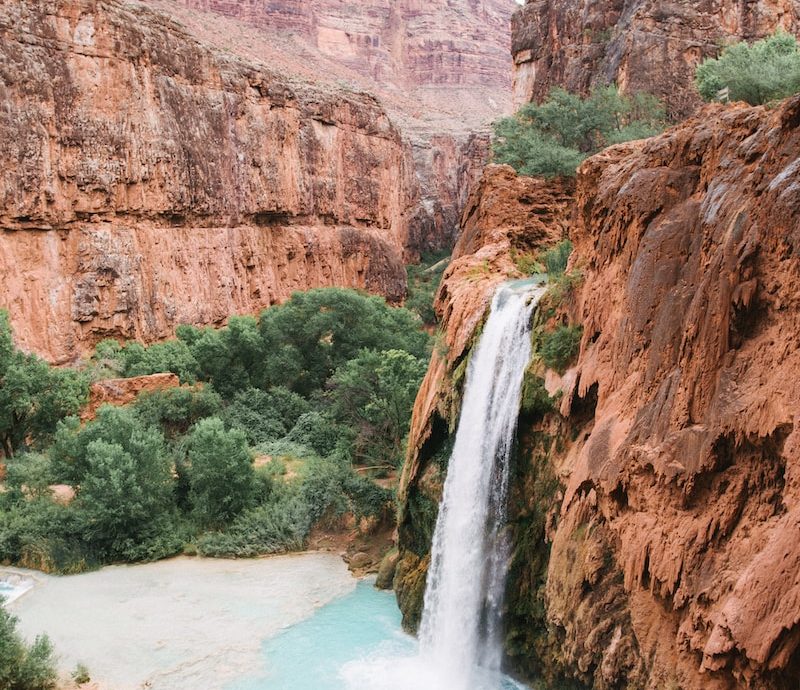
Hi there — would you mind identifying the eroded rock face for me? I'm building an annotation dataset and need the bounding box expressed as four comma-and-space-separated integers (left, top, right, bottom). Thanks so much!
511, 0, 800, 117
142, 0, 517, 251
0, 0, 413, 362
398, 97, 800, 689
81, 373, 181, 421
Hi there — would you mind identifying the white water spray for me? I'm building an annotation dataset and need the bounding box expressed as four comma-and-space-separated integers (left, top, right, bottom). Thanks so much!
418, 281, 543, 689
342, 281, 543, 690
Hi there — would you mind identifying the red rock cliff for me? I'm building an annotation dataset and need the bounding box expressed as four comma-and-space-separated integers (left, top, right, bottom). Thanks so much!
511, 0, 800, 117
0, 0, 419, 362
398, 96, 800, 689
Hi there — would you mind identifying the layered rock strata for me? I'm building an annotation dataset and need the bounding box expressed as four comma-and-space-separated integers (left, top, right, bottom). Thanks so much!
398, 96, 800, 690
511, 0, 800, 118
0, 0, 414, 362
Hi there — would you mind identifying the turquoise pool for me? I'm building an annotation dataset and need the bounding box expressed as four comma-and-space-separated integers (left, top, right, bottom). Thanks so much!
227, 579, 528, 690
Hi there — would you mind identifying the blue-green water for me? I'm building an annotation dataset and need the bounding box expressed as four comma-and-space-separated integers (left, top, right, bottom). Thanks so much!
226, 580, 528, 690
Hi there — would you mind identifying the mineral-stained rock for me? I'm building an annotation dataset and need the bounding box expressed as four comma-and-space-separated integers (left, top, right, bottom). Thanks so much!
511, 0, 800, 118
398, 96, 800, 689
0, 0, 417, 362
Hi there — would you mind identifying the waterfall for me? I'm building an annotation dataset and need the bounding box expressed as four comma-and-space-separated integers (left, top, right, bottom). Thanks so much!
418, 281, 544, 689
342, 280, 542, 690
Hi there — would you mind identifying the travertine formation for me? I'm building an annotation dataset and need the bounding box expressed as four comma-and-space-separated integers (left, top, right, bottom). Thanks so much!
398, 96, 800, 689
511, 0, 800, 117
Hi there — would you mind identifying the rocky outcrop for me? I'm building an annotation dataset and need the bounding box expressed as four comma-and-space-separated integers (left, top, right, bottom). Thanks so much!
511, 0, 800, 118
0, 0, 418, 362
81, 373, 181, 421
397, 96, 800, 689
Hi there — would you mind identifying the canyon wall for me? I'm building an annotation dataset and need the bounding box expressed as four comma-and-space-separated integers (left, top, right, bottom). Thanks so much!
511, 0, 800, 117
0, 0, 419, 362
143, 0, 517, 250
397, 96, 800, 689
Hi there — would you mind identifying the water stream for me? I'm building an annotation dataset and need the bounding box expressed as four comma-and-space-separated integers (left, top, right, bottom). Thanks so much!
342, 281, 543, 690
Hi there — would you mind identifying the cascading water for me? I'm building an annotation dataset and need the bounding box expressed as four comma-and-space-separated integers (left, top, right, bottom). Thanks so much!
342, 280, 544, 690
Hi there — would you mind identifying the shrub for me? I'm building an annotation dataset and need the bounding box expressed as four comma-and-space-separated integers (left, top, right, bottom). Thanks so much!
285, 411, 342, 458
187, 418, 255, 528
224, 386, 311, 445
0, 605, 58, 690
540, 240, 573, 277
75, 436, 179, 562
520, 371, 554, 417
405, 252, 450, 326
133, 386, 223, 438
326, 349, 427, 467
696, 31, 800, 105
493, 86, 665, 177
196, 489, 309, 558
0, 312, 89, 457
541, 325, 583, 373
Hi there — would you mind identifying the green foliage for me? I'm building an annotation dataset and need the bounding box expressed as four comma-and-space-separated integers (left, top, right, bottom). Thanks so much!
540, 240, 573, 277
187, 418, 255, 528
224, 387, 310, 445
133, 386, 223, 438
258, 289, 429, 396
75, 436, 179, 562
71, 664, 91, 685
0, 312, 88, 457
511, 250, 545, 276
285, 411, 342, 458
541, 326, 583, 373
405, 251, 450, 326
696, 31, 800, 105
493, 86, 665, 177
520, 371, 554, 417
180, 316, 265, 398
0, 605, 57, 690
196, 487, 309, 558
326, 349, 427, 468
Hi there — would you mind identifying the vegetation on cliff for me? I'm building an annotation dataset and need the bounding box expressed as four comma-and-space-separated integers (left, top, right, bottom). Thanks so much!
696, 31, 800, 105
0, 289, 429, 571
492, 86, 665, 177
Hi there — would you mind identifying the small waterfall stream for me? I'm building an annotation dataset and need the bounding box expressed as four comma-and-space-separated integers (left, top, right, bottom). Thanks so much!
343, 280, 543, 690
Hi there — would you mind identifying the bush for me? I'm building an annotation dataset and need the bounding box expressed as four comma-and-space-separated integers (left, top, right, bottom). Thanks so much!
196, 488, 309, 558
0, 605, 57, 690
222, 386, 311, 446
696, 31, 800, 105
493, 86, 665, 177
0, 311, 89, 457
285, 411, 342, 458
520, 371, 554, 417
541, 240, 573, 277
541, 325, 582, 373
133, 386, 223, 438
405, 251, 450, 326
187, 418, 255, 528
326, 349, 427, 467
75, 436, 179, 562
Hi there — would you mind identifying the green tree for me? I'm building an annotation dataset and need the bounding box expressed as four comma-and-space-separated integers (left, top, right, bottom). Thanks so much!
0, 605, 57, 690
0, 312, 88, 457
182, 317, 265, 398
187, 418, 254, 528
696, 31, 800, 105
258, 289, 429, 395
327, 349, 427, 467
133, 386, 223, 438
75, 431, 177, 561
493, 86, 665, 178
